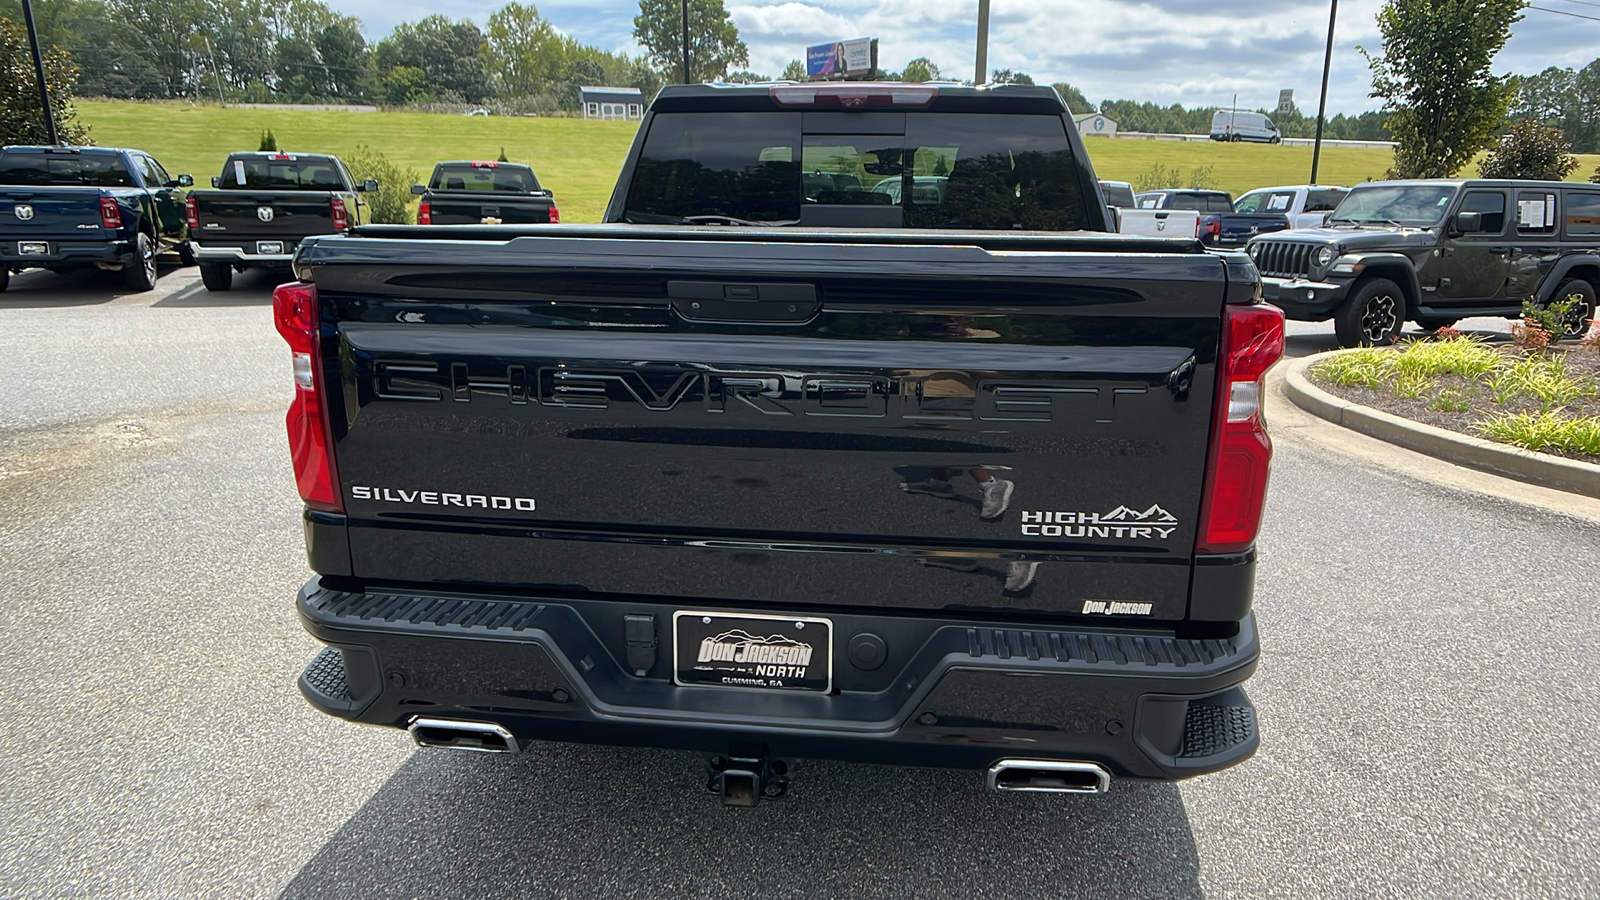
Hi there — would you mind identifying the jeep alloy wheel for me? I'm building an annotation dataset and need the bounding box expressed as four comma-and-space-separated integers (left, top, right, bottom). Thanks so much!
1362, 293, 1398, 342
1555, 279, 1595, 339
1334, 277, 1405, 347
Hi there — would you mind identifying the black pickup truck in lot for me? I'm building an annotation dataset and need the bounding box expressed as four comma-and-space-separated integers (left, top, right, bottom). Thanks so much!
412, 160, 558, 224
187, 151, 376, 291
278, 83, 1284, 803
1247, 179, 1600, 346
0, 145, 194, 292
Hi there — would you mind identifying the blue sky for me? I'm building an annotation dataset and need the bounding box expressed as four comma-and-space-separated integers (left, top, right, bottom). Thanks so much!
335, 0, 1600, 115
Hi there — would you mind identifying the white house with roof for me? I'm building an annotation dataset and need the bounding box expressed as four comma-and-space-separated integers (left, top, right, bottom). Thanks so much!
579, 87, 643, 121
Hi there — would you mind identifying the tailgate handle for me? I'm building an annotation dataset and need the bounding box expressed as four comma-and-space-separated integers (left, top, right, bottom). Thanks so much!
668, 280, 819, 324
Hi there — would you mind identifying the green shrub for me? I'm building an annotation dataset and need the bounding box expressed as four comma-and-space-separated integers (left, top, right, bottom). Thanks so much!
1392, 335, 1500, 378
1477, 119, 1578, 181
1521, 297, 1578, 345
1488, 353, 1597, 408
258, 128, 277, 151
1474, 411, 1600, 456
1427, 388, 1473, 413
342, 144, 418, 225
1312, 348, 1394, 388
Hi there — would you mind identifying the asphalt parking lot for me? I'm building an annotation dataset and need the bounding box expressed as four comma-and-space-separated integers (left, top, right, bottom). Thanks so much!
1, 265, 1597, 898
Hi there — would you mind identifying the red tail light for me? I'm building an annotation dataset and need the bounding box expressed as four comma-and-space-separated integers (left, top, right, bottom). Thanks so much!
331, 197, 349, 232
417, 200, 431, 225
273, 282, 342, 513
1206, 220, 1222, 237
547, 204, 559, 224
1195, 301, 1284, 554
184, 195, 199, 229
99, 197, 122, 229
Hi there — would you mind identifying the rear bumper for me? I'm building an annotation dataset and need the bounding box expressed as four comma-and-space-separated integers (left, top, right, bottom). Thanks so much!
192, 240, 295, 265
1260, 275, 1350, 319
0, 238, 131, 268
296, 578, 1260, 780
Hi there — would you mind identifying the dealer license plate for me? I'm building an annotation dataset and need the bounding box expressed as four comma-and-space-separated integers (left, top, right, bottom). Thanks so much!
256, 240, 284, 254
17, 241, 48, 255
673, 611, 832, 692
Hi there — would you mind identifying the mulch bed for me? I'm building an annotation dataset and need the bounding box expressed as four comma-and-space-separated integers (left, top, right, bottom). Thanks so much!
1308, 344, 1600, 464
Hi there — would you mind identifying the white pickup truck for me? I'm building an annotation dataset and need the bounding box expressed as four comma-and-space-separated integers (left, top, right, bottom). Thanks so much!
1100, 180, 1201, 238
1232, 185, 1349, 230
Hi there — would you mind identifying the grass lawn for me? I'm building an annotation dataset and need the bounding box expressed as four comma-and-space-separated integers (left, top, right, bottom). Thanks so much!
77, 101, 641, 223
76, 101, 1600, 224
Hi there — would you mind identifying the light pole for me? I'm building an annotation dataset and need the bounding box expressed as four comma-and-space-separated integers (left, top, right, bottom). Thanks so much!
974, 0, 990, 84
1310, 0, 1338, 185
20, 0, 58, 145
681, 0, 691, 84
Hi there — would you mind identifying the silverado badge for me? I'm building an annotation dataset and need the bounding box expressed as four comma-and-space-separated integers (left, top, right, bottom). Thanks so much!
14, 204, 34, 220
257, 206, 275, 222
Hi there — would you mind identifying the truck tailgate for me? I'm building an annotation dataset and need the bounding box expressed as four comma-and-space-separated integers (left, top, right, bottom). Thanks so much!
195, 191, 333, 240
0, 189, 106, 241
304, 231, 1236, 621
427, 192, 554, 225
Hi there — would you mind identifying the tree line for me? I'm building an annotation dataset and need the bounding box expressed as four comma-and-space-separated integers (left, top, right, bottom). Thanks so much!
1510, 61, 1600, 154
0, 0, 668, 113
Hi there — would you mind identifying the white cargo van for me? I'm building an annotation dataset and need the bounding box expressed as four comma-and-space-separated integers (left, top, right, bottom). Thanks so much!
1210, 110, 1282, 143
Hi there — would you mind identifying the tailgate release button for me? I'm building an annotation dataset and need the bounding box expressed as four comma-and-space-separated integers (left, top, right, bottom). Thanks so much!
623, 614, 657, 676
723, 285, 759, 301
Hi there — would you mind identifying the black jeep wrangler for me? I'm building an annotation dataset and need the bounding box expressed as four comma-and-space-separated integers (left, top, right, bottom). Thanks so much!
1246, 179, 1600, 346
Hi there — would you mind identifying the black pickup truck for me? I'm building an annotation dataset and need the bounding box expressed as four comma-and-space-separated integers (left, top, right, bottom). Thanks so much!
188, 152, 376, 291
1247, 179, 1600, 346
279, 83, 1284, 803
411, 160, 558, 225
0, 145, 194, 292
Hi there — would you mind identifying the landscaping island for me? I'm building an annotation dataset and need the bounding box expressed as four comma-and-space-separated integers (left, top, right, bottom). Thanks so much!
1307, 328, 1600, 463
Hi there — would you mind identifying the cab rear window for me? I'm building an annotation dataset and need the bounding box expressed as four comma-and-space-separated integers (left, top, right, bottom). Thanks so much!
0, 153, 134, 187
432, 165, 539, 192
623, 111, 1090, 230
220, 157, 345, 190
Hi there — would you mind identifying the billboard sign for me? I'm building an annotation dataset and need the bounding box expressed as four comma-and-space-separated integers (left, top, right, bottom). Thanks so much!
806, 38, 876, 79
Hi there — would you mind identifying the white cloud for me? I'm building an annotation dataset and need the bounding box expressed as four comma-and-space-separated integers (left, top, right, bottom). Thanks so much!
336, 0, 1599, 115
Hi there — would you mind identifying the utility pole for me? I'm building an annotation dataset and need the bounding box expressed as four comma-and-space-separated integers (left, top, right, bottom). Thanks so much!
20, 0, 59, 145
974, 0, 990, 84
1311, 0, 1338, 185
681, 0, 691, 84
203, 36, 226, 107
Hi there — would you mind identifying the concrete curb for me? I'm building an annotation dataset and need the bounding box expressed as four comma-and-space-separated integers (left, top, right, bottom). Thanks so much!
1283, 351, 1600, 500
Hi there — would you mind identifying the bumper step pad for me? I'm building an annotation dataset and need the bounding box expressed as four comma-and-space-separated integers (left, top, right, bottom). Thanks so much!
1180, 703, 1256, 759
299, 646, 357, 714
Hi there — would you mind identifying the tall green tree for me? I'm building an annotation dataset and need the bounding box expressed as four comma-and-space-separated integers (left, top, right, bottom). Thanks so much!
901, 57, 939, 83
1051, 82, 1091, 115
1363, 0, 1524, 178
780, 58, 804, 81
486, 2, 565, 98
374, 15, 492, 102
0, 17, 93, 144
632, 0, 746, 84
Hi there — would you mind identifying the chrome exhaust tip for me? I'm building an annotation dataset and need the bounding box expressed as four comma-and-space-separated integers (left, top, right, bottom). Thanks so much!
987, 759, 1111, 794
408, 717, 520, 754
